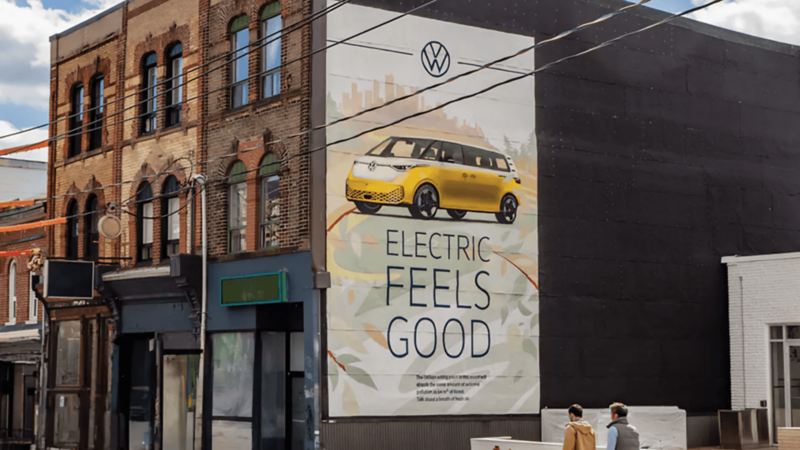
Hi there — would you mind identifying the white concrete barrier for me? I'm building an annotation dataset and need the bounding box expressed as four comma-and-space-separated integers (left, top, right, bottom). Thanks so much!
541, 406, 687, 450
470, 437, 606, 450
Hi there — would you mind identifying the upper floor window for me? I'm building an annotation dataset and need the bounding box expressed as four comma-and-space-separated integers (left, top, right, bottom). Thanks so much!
28, 271, 37, 322
7, 260, 16, 325
228, 161, 247, 253
88, 75, 104, 150
230, 16, 250, 108
259, 153, 280, 248
68, 84, 84, 157
65, 200, 79, 259
261, 4, 282, 99
137, 183, 154, 262
162, 176, 181, 257
85, 195, 99, 260
165, 43, 184, 127
140, 52, 158, 134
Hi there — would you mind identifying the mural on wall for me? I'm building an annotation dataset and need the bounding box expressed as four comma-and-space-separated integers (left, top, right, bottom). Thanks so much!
325, 2, 539, 416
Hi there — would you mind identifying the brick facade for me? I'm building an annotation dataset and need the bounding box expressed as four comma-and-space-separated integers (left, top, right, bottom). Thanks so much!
0, 207, 46, 325
204, 0, 312, 257
49, 0, 311, 267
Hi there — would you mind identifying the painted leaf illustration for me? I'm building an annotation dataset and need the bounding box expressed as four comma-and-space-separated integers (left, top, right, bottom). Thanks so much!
346, 365, 378, 390
329, 360, 339, 391
522, 338, 537, 359
337, 353, 361, 366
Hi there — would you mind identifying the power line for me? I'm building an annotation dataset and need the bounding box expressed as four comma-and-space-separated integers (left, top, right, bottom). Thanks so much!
200, 0, 725, 189
33, 0, 644, 206
24, 0, 439, 150
0, 0, 351, 142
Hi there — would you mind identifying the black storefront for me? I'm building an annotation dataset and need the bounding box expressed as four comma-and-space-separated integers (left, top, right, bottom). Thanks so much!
101, 255, 203, 450
202, 251, 314, 450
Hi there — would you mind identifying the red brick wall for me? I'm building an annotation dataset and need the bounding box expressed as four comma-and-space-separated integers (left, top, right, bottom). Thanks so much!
204, 0, 312, 257
0, 220, 46, 325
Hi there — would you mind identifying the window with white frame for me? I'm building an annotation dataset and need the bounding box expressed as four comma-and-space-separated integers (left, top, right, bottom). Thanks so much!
29, 271, 37, 322
7, 260, 16, 324
228, 161, 248, 253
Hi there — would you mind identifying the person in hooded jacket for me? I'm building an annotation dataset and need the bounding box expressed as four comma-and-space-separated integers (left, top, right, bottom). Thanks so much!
562, 404, 596, 450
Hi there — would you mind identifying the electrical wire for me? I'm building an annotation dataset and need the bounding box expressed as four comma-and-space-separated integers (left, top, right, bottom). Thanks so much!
11, 0, 645, 210
2, 0, 721, 215
39, 0, 440, 149
198, 0, 725, 189
0, 0, 351, 142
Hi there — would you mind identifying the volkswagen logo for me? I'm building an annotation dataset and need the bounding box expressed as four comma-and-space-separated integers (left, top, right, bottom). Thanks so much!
368, 161, 377, 171
421, 41, 450, 78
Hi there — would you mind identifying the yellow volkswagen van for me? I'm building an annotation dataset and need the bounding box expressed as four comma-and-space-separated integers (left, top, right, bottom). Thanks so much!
345, 137, 521, 224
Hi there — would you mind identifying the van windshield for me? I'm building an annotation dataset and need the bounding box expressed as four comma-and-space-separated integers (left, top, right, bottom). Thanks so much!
366, 137, 433, 159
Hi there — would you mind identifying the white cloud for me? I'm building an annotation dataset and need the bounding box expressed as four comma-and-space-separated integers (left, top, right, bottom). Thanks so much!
690, 0, 800, 46
0, 119, 49, 162
0, 0, 122, 109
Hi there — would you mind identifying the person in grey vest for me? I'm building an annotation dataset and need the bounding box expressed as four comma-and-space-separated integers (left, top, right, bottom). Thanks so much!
606, 402, 640, 450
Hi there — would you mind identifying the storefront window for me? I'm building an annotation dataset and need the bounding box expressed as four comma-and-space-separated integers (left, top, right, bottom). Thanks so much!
55, 321, 81, 386
163, 354, 199, 450
212, 333, 254, 416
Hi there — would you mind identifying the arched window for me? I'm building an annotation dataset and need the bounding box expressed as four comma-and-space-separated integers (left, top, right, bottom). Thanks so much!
260, 3, 282, 99
137, 183, 154, 261
259, 153, 280, 248
140, 52, 158, 134
65, 200, 79, 259
230, 16, 250, 108
161, 176, 181, 257
228, 161, 247, 253
68, 83, 84, 157
165, 43, 183, 127
85, 195, 99, 260
88, 75, 104, 149
7, 260, 16, 324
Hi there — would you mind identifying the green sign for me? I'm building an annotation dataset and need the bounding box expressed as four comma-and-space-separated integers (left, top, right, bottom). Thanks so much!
220, 272, 287, 306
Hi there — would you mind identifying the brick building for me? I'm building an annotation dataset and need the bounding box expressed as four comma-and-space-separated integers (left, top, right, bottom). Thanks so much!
0, 200, 46, 447
46, 0, 313, 448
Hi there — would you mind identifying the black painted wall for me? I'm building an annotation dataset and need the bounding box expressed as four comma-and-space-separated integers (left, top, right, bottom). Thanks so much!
349, 0, 800, 413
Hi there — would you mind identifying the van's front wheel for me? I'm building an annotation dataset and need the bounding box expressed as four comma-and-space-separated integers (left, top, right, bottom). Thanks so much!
495, 194, 518, 224
408, 184, 439, 220
354, 201, 382, 214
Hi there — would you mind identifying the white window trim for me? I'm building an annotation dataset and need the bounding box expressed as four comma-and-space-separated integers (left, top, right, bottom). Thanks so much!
26, 271, 37, 324
6, 261, 16, 325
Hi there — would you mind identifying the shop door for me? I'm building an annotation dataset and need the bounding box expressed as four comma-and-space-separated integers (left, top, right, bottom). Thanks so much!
162, 354, 199, 450
789, 344, 800, 427
770, 326, 800, 441
123, 338, 155, 450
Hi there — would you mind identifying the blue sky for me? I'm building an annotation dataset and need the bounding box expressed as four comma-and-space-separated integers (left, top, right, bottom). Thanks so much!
644, 0, 694, 13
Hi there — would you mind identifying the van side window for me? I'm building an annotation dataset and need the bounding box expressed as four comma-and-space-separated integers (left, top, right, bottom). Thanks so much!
463, 146, 496, 170
439, 142, 463, 164
494, 155, 510, 172
420, 142, 440, 161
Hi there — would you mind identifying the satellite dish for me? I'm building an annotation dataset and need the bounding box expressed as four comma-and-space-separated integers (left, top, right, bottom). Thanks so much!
98, 214, 122, 240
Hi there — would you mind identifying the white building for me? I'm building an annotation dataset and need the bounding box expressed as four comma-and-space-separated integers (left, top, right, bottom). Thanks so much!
0, 158, 46, 202
722, 252, 800, 443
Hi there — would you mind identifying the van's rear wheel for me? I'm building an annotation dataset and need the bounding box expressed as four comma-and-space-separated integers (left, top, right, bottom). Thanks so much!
447, 209, 467, 220
495, 194, 518, 224
354, 201, 382, 214
408, 184, 439, 220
